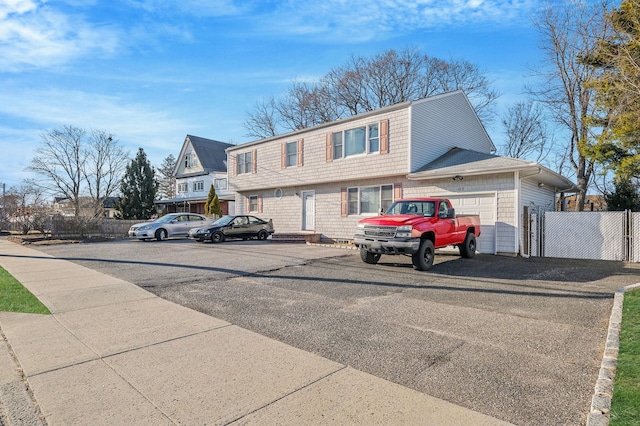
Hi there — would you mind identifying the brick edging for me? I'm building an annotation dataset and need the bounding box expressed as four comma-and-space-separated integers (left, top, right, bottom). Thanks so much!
586, 282, 640, 426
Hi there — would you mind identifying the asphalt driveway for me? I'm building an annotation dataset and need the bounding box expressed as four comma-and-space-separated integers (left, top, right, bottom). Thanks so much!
31, 239, 640, 425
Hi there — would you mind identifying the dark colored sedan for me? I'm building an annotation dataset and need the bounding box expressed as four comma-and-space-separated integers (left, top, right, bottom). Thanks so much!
191, 215, 274, 243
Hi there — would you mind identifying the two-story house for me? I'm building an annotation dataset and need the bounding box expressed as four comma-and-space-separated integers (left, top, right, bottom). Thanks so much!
226, 91, 575, 255
155, 135, 235, 215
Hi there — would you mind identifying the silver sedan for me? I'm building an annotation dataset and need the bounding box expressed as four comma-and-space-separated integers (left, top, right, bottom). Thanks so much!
128, 213, 210, 241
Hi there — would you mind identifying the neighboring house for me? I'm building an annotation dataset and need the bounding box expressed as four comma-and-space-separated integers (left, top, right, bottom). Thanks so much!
52, 197, 73, 216
52, 196, 121, 217
102, 197, 121, 218
558, 194, 607, 211
226, 90, 576, 255
155, 135, 235, 215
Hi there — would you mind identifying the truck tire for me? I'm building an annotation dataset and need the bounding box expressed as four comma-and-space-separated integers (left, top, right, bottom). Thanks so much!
412, 239, 434, 271
360, 248, 381, 264
459, 232, 477, 259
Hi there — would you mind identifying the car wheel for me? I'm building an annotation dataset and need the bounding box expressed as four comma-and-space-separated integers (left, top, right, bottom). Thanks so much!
155, 229, 168, 241
360, 248, 381, 264
459, 233, 477, 259
211, 231, 225, 243
257, 230, 268, 240
412, 239, 435, 271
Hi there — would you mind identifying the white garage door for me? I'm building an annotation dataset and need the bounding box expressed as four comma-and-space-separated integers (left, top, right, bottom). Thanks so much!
448, 194, 496, 254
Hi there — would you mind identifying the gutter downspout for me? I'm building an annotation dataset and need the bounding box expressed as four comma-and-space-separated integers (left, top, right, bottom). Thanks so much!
516, 170, 529, 258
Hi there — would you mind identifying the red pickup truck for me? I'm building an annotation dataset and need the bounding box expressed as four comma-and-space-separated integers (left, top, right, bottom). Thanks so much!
354, 198, 481, 271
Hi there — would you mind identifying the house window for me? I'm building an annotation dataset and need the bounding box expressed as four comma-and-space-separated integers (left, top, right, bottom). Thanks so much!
368, 123, 379, 153
332, 124, 379, 159
348, 188, 358, 215
214, 178, 227, 190
237, 152, 252, 175
248, 195, 258, 212
332, 132, 343, 159
345, 126, 366, 156
177, 182, 188, 192
184, 152, 197, 169
193, 181, 204, 192
286, 141, 297, 167
347, 184, 394, 214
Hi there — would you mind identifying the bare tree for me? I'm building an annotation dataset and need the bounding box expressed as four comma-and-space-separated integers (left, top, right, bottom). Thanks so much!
29, 125, 85, 216
5, 183, 50, 234
244, 97, 280, 139
530, 1, 612, 210
418, 56, 500, 124
500, 101, 550, 163
245, 46, 499, 137
28, 125, 128, 217
84, 129, 128, 216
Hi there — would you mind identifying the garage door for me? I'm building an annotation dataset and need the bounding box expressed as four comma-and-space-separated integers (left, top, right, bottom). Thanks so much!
448, 194, 496, 254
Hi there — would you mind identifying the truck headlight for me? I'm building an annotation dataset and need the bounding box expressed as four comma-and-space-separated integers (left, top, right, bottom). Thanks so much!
396, 225, 412, 238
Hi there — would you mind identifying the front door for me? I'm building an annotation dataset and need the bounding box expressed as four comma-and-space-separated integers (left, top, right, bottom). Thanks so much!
302, 191, 315, 231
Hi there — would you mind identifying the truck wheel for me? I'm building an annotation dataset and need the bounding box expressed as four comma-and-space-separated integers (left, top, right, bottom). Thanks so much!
412, 239, 435, 271
459, 233, 477, 259
360, 249, 381, 264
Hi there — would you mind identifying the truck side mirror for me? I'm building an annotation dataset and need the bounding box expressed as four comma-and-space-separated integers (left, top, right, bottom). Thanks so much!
447, 208, 456, 219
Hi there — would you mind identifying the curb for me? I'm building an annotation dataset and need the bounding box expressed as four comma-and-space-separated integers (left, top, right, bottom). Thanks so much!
586, 282, 640, 426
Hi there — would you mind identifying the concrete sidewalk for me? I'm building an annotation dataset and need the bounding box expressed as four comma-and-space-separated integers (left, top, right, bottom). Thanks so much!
0, 239, 511, 425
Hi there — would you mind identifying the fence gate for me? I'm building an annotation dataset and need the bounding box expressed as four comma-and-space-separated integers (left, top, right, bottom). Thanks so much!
532, 211, 629, 261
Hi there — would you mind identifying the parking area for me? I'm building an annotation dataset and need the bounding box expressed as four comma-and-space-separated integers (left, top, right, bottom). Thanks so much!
31, 238, 640, 425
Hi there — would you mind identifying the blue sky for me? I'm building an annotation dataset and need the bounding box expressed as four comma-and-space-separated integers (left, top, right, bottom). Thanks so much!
1, 0, 544, 189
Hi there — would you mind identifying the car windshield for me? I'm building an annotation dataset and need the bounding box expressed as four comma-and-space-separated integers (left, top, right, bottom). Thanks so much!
386, 201, 436, 217
212, 215, 234, 226
155, 214, 180, 223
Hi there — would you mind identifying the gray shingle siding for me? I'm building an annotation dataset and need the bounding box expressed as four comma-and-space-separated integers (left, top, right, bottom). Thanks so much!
410, 91, 495, 172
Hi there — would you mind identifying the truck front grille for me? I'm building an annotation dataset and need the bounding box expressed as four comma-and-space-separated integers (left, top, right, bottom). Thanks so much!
363, 225, 397, 238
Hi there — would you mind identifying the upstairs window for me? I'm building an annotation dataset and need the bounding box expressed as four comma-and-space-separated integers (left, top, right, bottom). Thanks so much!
214, 178, 227, 190
177, 182, 188, 193
345, 126, 366, 156
332, 132, 343, 159
286, 142, 297, 167
193, 181, 204, 192
184, 152, 197, 169
368, 123, 379, 153
237, 152, 252, 175
331, 123, 382, 160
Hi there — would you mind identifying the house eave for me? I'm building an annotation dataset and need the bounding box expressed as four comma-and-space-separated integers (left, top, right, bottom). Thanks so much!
408, 164, 578, 192
227, 101, 412, 152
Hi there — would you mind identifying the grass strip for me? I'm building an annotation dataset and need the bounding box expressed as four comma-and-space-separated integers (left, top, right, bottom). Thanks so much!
610, 288, 640, 425
0, 266, 50, 315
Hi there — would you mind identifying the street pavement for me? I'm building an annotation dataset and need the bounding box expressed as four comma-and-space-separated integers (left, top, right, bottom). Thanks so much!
0, 238, 511, 425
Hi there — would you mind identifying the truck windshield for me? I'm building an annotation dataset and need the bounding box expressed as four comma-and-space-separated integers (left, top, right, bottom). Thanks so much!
386, 201, 436, 217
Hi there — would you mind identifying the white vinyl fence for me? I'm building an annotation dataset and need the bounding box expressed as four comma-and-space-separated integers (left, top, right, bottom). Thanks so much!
527, 211, 637, 262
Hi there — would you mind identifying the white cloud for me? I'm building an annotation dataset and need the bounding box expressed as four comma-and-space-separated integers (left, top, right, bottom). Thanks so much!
0, 2, 120, 71
0, 85, 196, 172
0, 0, 38, 19
242, 0, 538, 42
